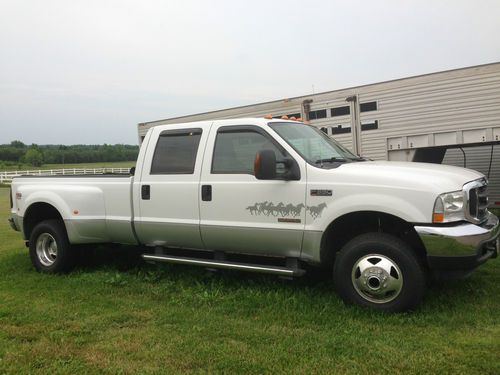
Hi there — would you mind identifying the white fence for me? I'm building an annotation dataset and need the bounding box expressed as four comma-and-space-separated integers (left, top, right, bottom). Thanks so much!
0, 167, 131, 185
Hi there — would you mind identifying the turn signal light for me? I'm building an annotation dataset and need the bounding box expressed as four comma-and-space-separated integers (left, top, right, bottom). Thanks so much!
432, 213, 444, 223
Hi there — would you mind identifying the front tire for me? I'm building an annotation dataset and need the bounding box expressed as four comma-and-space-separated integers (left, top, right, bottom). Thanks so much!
333, 233, 426, 312
29, 220, 76, 273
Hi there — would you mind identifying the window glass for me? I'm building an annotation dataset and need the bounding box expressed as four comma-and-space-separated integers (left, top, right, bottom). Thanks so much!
360, 101, 377, 112
150, 129, 202, 174
212, 130, 284, 175
361, 120, 378, 131
308, 109, 327, 120
269, 122, 359, 165
331, 106, 350, 117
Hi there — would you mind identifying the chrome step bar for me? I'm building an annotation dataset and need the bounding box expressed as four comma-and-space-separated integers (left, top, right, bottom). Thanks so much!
142, 254, 305, 277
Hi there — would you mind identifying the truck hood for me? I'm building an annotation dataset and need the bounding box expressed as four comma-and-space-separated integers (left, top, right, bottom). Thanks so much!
335, 161, 484, 193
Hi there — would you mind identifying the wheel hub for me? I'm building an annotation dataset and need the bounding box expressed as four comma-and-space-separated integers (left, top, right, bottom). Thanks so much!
36, 233, 58, 267
352, 254, 403, 304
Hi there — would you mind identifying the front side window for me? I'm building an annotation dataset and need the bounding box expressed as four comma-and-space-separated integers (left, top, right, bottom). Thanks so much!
150, 129, 202, 174
212, 129, 285, 175
269, 122, 362, 167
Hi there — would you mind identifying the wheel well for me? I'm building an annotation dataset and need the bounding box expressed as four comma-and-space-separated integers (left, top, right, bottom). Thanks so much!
320, 211, 426, 268
24, 203, 64, 240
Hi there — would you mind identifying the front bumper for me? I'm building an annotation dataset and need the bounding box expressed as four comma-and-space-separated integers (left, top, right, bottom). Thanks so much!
415, 212, 499, 275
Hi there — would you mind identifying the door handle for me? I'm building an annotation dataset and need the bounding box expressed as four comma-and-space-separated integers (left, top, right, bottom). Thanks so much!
141, 185, 150, 200
201, 185, 212, 201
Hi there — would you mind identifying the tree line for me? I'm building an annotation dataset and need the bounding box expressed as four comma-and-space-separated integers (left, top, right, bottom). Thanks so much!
0, 141, 139, 167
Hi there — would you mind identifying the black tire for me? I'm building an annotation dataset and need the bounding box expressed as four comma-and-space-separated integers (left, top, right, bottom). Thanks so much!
333, 233, 426, 312
29, 219, 76, 273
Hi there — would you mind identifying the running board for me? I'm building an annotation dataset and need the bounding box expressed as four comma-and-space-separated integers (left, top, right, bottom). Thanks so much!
142, 254, 306, 277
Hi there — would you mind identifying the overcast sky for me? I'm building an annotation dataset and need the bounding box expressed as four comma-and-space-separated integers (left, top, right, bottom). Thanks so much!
1, 0, 499, 145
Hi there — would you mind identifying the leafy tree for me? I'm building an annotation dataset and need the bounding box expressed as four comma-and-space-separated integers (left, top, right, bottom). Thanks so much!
10, 140, 26, 148
23, 148, 44, 167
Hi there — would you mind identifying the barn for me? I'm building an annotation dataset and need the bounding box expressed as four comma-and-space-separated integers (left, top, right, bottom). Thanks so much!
138, 62, 500, 207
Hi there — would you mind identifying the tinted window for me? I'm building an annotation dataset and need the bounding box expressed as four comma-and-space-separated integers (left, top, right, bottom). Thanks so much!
308, 109, 327, 120
150, 129, 202, 174
212, 130, 284, 175
331, 125, 352, 134
360, 101, 377, 112
361, 120, 378, 131
331, 105, 350, 117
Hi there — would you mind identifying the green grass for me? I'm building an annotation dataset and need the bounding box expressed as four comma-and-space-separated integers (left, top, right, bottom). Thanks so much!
0, 188, 499, 374
0, 161, 135, 172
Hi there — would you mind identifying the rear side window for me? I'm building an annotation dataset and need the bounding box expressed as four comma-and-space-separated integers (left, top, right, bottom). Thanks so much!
212, 129, 284, 175
150, 129, 202, 174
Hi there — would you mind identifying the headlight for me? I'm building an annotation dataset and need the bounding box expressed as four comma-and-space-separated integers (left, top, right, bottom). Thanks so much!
433, 190, 466, 223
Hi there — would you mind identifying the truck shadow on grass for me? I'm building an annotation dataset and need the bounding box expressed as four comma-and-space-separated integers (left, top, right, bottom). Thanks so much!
71, 244, 497, 314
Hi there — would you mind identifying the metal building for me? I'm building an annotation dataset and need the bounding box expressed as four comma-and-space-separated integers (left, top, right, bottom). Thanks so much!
138, 62, 500, 207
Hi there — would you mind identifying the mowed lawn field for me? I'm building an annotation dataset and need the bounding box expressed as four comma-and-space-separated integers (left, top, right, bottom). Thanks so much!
0, 188, 499, 374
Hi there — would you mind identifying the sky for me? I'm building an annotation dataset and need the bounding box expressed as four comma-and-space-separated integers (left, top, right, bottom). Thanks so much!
1, 0, 499, 145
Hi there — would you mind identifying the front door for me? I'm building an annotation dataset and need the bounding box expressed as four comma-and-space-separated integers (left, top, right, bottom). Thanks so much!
199, 121, 307, 257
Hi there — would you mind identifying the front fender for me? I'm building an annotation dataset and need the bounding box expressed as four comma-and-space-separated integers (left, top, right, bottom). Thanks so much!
306, 192, 431, 232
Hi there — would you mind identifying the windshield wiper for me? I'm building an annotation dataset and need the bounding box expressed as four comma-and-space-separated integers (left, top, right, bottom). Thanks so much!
348, 156, 367, 161
315, 157, 347, 164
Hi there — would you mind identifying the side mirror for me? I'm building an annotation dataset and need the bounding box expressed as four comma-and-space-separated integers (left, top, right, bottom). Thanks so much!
130, 167, 136, 175
254, 149, 277, 180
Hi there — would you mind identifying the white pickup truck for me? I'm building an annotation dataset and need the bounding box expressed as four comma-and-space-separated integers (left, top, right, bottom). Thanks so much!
8, 118, 499, 312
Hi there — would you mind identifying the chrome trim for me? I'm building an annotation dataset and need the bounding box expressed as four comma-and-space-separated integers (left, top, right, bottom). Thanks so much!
463, 178, 488, 224
415, 212, 500, 257
36, 233, 58, 266
142, 254, 305, 276
351, 254, 403, 304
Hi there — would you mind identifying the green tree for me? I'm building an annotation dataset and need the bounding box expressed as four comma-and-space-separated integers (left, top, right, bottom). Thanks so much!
10, 140, 26, 148
23, 148, 44, 167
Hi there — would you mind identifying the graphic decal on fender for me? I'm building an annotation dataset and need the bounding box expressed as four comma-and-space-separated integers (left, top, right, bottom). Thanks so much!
245, 202, 327, 220
307, 203, 327, 219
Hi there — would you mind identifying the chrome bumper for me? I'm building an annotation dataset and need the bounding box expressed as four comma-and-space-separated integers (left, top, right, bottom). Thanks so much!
415, 212, 499, 257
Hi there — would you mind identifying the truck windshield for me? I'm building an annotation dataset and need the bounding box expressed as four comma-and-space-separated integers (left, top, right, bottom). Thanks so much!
268, 122, 363, 167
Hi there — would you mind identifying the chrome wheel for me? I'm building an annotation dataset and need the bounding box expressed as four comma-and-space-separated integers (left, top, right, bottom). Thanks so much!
36, 233, 58, 267
351, 254, 403, 304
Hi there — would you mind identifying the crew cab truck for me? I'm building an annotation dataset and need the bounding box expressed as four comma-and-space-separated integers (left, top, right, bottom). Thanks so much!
8, 118, 500, 312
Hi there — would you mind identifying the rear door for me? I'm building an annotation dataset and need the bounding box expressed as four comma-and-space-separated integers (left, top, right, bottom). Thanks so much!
199, 120, 307, 257
134, 122, 212, 248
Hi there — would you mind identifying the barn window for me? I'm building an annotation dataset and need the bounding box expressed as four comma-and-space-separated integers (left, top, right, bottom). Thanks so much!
308, 109, 327, 120
331, 125, 352, 135
361, 120, 378, 131
360, 101, 377, 112
331, 106, 350, 117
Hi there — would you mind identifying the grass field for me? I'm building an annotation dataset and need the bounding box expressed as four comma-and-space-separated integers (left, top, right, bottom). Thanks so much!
0, 188, 499, 374
0, 161, 135, 172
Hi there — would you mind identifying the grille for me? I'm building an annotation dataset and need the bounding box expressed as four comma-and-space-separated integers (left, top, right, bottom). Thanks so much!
465, 179, 488, 223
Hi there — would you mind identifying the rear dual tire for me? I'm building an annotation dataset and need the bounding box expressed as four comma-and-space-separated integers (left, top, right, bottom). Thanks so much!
333, 233, 426, 312
29, 220, 76, 273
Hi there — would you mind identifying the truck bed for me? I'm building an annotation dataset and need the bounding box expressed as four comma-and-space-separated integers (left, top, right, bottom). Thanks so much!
11, 175, 137, 245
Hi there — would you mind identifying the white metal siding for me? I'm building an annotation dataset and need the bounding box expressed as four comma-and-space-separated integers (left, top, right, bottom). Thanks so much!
443, 145, 500, 207
138, 62, 500, 206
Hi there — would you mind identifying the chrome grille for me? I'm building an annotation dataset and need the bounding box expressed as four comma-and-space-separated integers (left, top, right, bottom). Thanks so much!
464, 179, 489, 223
